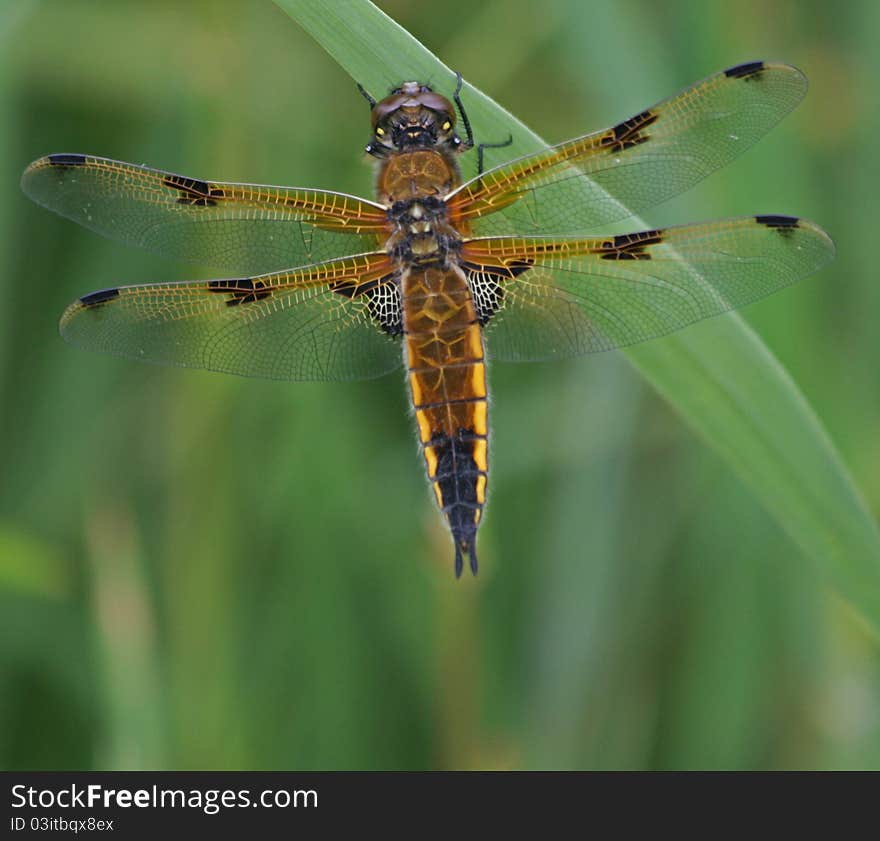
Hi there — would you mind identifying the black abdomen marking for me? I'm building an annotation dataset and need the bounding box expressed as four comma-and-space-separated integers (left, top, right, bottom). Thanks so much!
427, 428, 485, 577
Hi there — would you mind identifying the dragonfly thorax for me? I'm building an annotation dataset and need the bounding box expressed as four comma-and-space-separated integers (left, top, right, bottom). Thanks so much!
386, 196, 461, 267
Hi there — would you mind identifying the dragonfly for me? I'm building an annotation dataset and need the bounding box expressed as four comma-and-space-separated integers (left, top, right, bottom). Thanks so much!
21, 60, 834, 577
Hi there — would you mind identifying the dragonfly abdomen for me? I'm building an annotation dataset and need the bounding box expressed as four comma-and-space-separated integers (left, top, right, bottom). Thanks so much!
402, 265, 488, 576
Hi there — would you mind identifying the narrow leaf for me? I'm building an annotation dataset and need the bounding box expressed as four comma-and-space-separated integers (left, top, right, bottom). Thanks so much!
274, 0, 880, 634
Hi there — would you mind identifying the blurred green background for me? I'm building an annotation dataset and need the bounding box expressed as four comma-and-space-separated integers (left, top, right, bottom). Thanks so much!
2, 0, 879, 770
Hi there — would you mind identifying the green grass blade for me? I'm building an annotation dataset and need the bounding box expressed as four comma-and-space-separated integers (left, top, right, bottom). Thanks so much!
273, 0, 880, 633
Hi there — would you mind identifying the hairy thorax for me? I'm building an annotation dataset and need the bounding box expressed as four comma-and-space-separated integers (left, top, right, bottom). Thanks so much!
379, 150, 464, 268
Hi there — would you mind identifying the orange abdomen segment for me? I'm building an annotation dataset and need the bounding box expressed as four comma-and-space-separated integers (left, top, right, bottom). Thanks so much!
402, 266, 488, 576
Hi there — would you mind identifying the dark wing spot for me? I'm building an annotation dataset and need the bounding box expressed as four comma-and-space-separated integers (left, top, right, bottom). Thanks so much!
612, 230, 664, 246
462, 259, 533, 325
596, 229, 664, 260
47, 154, 88, 166
756, 215, 799, 238
162, 174, 225, 207
332, 273, 402, 336
162, 175, 210, 193
79, 287, 120, 308
603, 109, 659, 153
330, 277, 381, 299
756, 214, 799, 229
724, 61, 766, 80
208, 277, 272, 306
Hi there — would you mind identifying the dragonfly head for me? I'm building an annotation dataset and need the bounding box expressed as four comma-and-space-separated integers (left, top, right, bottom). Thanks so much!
365, 81, 460, 157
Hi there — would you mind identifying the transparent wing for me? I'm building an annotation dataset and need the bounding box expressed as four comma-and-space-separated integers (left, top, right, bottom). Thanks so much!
460, 215, 834, 361
22, 154, 388, 275
450, 62, 807, 236
60, 252, 403, 381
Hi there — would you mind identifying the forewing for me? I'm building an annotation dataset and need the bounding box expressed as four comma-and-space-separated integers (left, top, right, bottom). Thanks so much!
461, 216, 834, 361
450, 62, 807, 236
60, 253, 403, 381
22, 154, 388, 275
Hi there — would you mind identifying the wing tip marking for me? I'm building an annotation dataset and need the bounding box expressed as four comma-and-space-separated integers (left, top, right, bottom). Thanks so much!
755, 214, 800, 237
79, 287, 121, 308
47, 153, 88, 167
724, 61, 766, 80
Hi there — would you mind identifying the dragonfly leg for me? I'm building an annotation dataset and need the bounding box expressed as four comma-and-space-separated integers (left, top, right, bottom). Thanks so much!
476, 134, 513, 176
452, 70, 474, 149
452, 71, 513, 175
355, 81, 376, 108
